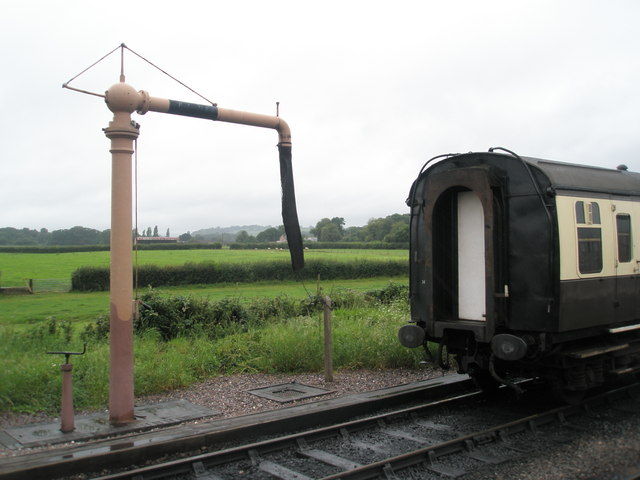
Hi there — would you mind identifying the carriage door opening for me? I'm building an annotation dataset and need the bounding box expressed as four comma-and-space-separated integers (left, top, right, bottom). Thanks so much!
457, 191, 486, 321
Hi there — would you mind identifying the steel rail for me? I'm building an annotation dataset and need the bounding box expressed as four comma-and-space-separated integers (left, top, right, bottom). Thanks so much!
93, 381, 639, 480
0, 375, 474, 480
91, 388, 486, 480
319, 382, 640, 480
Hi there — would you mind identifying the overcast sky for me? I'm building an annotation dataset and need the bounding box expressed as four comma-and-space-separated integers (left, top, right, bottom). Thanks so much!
1, 0, 639, 235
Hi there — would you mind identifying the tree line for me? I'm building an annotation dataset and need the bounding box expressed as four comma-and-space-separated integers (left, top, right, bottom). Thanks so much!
0, 226, 110, 246
137, 226, 171, 238
0, 213, 410, 246
311, 214, 409, 243
228, 214, 409, 244
0, 225, 167, 246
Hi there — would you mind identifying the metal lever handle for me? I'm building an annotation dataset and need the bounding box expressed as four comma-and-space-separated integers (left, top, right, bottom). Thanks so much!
46, 344, 87, 365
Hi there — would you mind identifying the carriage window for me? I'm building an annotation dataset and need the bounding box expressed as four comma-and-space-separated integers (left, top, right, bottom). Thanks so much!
589, 202, 601, 224
575, 201, 585, 223
616, 214, 632, 263
575, 201, 600, 225
578, 227, 602, 274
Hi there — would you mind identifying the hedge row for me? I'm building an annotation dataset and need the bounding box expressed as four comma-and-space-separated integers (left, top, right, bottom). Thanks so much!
228, 241, 408, 250
71, 259, 408, 292
136, 242, 222, 251
1, 241, 407, 254
0, 243, 223, 254
81, 282, 409, 341
0, 245, 111, 254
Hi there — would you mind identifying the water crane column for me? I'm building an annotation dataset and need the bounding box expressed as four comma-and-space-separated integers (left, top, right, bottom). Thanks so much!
103, 81, 140, 425
99, 78, 304, 425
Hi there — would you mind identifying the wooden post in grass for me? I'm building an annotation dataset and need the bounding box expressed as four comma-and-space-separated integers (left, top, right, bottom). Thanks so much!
323, 296, 333, 382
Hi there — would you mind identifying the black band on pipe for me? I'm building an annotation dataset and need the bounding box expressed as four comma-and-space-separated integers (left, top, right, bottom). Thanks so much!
167, 100, 219, 121
278, 144, 304, 271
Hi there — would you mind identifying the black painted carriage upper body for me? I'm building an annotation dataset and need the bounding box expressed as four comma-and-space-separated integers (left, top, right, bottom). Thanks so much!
408, 151, 640, 347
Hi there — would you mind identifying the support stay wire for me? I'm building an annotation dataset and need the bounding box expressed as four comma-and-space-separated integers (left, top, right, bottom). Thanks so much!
64, 43, 310, 300
62, 43, 216, 106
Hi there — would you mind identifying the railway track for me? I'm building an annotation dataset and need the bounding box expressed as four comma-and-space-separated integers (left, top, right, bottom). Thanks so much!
0, 375, 474, 480
2, 376, 638, 480
91, 381, 640, 480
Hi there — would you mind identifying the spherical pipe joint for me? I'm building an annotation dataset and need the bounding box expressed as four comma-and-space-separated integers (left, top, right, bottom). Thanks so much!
104, 82, 142, 114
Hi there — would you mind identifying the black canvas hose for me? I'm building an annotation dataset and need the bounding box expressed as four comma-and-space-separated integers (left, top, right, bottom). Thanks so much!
278, 144, 304, 271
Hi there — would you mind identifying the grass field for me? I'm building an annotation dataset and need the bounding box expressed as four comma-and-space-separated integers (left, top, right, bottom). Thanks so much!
0, 248, 419, 415
0, 276, 406, 327
0, 248, 407, 286
0, 247, 408, 326
0, 297, 423, 414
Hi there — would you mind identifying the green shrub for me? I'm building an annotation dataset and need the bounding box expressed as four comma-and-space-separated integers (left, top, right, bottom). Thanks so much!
80, 314, 110, 342
71, 259, 408, 291
79, 282, 409, 344
72, 266, 110, 291
0, 243, 223, 254
246, 295, 301, 323
364, 282, 409, 303
228, 241, 408, 250
0, 245, 110, 254
0, 282, 428, 415
137, 243, 222, 251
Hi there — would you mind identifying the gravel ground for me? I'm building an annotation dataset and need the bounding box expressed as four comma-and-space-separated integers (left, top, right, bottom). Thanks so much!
462, 402, 640, 480
0, 367, 439, 442
137, 367, 441, 418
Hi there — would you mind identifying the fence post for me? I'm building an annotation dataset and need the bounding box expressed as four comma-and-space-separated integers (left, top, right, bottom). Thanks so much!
323, 296, 333, 382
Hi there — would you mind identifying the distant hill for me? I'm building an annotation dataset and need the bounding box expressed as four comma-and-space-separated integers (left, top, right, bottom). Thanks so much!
192, 225, 270, 239
191, 225, 312, 242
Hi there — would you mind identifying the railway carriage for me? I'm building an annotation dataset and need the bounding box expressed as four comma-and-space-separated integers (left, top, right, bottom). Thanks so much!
398, 148, 640, 399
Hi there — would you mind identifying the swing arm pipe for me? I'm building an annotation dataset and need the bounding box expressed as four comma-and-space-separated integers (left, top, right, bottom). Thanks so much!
133, 92, 302, 270
104, 85, 302, 270
137, 94, 292, 146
